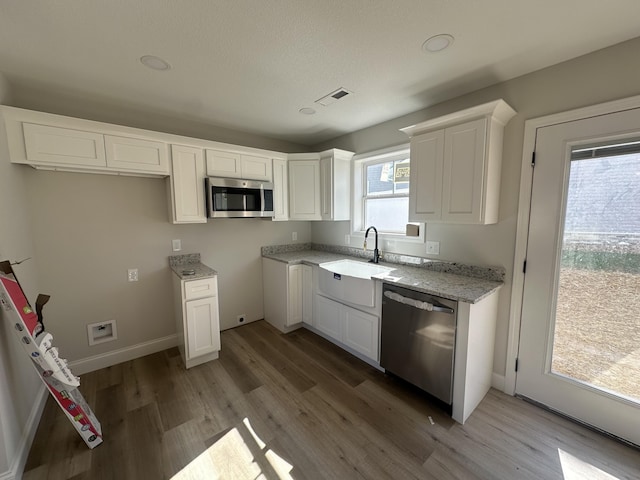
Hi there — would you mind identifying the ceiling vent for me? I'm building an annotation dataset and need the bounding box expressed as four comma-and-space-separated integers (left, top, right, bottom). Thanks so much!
315, 87, 353, 107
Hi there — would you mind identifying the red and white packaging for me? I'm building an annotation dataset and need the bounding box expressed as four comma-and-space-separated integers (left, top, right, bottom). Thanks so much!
0, 261, 102, 449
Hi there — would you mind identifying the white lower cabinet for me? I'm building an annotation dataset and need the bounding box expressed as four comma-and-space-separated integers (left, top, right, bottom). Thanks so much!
314, 294, 380, 363
313, 294, 342, 340
173, 274, 221, 369
262, 258, 312, 333
341, 306, 379, 361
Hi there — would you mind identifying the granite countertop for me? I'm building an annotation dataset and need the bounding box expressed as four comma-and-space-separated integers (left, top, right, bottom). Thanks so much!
262, 246, 502, 304
169, 253, 218, 280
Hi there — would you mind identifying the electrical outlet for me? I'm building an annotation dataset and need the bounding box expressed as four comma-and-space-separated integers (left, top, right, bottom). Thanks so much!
345, 234, 350, 245
426, 241, 440, 255
237, 314, 246, 324
127, 268, 139, 282
172, 239, 182, 252
292, 231, 298, 241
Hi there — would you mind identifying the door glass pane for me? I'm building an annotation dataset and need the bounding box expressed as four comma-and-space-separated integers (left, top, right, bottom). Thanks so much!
552, 149, 640, 403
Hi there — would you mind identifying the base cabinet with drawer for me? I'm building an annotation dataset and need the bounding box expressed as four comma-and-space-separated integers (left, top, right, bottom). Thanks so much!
173, 274, 221, 369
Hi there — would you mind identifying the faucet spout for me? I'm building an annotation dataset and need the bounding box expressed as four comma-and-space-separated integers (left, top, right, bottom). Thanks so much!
364, 226, 380, 263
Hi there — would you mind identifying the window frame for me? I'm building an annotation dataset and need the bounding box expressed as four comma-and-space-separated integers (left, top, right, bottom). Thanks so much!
351, 144, 424, 243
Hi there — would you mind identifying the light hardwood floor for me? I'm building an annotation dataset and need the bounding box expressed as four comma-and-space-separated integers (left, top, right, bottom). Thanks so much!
23, 320, 639, 479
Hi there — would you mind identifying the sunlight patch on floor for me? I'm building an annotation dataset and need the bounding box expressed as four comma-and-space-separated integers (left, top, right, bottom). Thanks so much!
171, 418, 293, 480
558, 448, 620, 480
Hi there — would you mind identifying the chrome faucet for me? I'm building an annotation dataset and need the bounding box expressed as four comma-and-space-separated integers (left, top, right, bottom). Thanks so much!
364, 226, 380, 264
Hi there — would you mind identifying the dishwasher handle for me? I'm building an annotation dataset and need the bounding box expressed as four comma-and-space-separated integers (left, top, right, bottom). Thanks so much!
383, 290, 455, 314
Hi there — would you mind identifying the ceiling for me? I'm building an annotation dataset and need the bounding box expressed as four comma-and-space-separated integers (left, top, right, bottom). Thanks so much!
1, 1, 640, 146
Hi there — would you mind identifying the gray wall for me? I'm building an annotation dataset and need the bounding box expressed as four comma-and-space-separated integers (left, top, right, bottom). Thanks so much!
24, 169, 311, 361
0, 74, 43, 478
312, 36, 640, 378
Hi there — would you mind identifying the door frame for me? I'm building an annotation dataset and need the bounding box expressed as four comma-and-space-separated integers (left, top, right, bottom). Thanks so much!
505, 93, 640, 395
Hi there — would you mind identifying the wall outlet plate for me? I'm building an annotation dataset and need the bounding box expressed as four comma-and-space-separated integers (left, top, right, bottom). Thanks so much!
292, 231, 298, 241
172, 239, 182, 252
426, 241, 440, 255
127, 268, 139, 282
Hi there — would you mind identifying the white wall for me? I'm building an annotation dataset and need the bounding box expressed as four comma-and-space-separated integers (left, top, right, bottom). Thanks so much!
0, 74, 44, 479
312, 36, 640, 379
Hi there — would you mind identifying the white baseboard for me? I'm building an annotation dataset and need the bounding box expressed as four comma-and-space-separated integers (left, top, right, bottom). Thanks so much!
69, 334, 179, 375
491, 372, 506, 392
0, 384, 48, 480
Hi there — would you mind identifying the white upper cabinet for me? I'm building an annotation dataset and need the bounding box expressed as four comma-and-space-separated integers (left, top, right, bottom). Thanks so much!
22, 123, 106, 167
272, 158, 289, 221
2, 106, 170, 176
320, 149, 353, 221
401, 99, 516, 224
169, 144, 207, 224
288, 149, 353, 222
105, 135, 169, 173
205, 149, 272, 181
288, 155, 322, 221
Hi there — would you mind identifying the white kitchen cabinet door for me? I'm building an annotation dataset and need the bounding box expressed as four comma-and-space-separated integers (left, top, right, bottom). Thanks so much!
314, 294, 342, 341
408, 129, 444, 222
272, 158, 289, 221
289, 160, 321, 220
104, 135, 169, 174
170, 145, 207, 224
320, 150, 352, 221
341, 305, 379, 362
302, 265, 313, 325
23, 122, 106, 167
319, 156, 333, 219
441, 118, 487, 223
206, 149, 242, 178
185, 296, 221, 359
241, 154, 272, 181
287, 265, 303, 326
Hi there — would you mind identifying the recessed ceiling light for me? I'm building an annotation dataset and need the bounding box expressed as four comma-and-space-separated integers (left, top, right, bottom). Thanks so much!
422, 34, 455, 53
139, 55, 171, 71
299, 107, 316, 115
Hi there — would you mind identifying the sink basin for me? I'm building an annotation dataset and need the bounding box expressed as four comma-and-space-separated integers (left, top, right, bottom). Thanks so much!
318, 260, 395, 307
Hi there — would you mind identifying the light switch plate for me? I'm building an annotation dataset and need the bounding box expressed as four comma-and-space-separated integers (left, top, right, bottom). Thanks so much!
426, 241, 440, 255
172, 239, 182, 252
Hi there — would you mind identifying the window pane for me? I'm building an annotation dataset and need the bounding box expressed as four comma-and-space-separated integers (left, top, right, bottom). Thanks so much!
364, 197, 409, 233
394, 159, 410, 193
552, 151, 640, 402
366, 162, 395, 196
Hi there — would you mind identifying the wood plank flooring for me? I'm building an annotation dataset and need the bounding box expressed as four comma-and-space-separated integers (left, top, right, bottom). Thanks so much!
23, 320, 640, 479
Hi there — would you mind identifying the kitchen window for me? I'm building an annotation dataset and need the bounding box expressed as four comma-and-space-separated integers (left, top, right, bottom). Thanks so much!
352, 145, 423, 241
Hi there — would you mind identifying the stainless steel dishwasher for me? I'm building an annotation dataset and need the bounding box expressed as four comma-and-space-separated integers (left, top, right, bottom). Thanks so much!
380, 284, 457, 404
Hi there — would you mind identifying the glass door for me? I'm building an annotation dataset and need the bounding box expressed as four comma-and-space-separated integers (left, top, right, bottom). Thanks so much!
516, 107, 640, 446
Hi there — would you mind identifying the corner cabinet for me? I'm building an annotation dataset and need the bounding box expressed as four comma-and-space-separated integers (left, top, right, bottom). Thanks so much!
288, 149, 354, 221
262, 258, 312, 333
173, 274, 221, 369
401, 99, 516, 224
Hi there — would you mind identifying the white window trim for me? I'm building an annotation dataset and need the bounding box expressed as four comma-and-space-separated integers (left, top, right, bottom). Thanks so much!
351, 144, 425, 244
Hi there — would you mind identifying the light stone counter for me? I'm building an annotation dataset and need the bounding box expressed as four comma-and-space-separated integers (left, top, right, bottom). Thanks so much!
169, 253, 218, 280
262, 245, 502, 304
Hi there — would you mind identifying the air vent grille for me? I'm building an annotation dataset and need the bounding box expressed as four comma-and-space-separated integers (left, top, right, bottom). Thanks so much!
315, 87, 354, 106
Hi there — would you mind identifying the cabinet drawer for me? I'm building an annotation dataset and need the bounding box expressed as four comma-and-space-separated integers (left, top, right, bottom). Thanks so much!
184, 277, 217, 300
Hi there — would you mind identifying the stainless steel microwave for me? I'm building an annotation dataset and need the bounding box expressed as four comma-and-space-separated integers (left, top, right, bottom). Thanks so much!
205, 177, 274, 218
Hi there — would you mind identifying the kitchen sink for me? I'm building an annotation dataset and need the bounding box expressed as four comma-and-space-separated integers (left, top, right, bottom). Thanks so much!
318, 259, 395, 307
